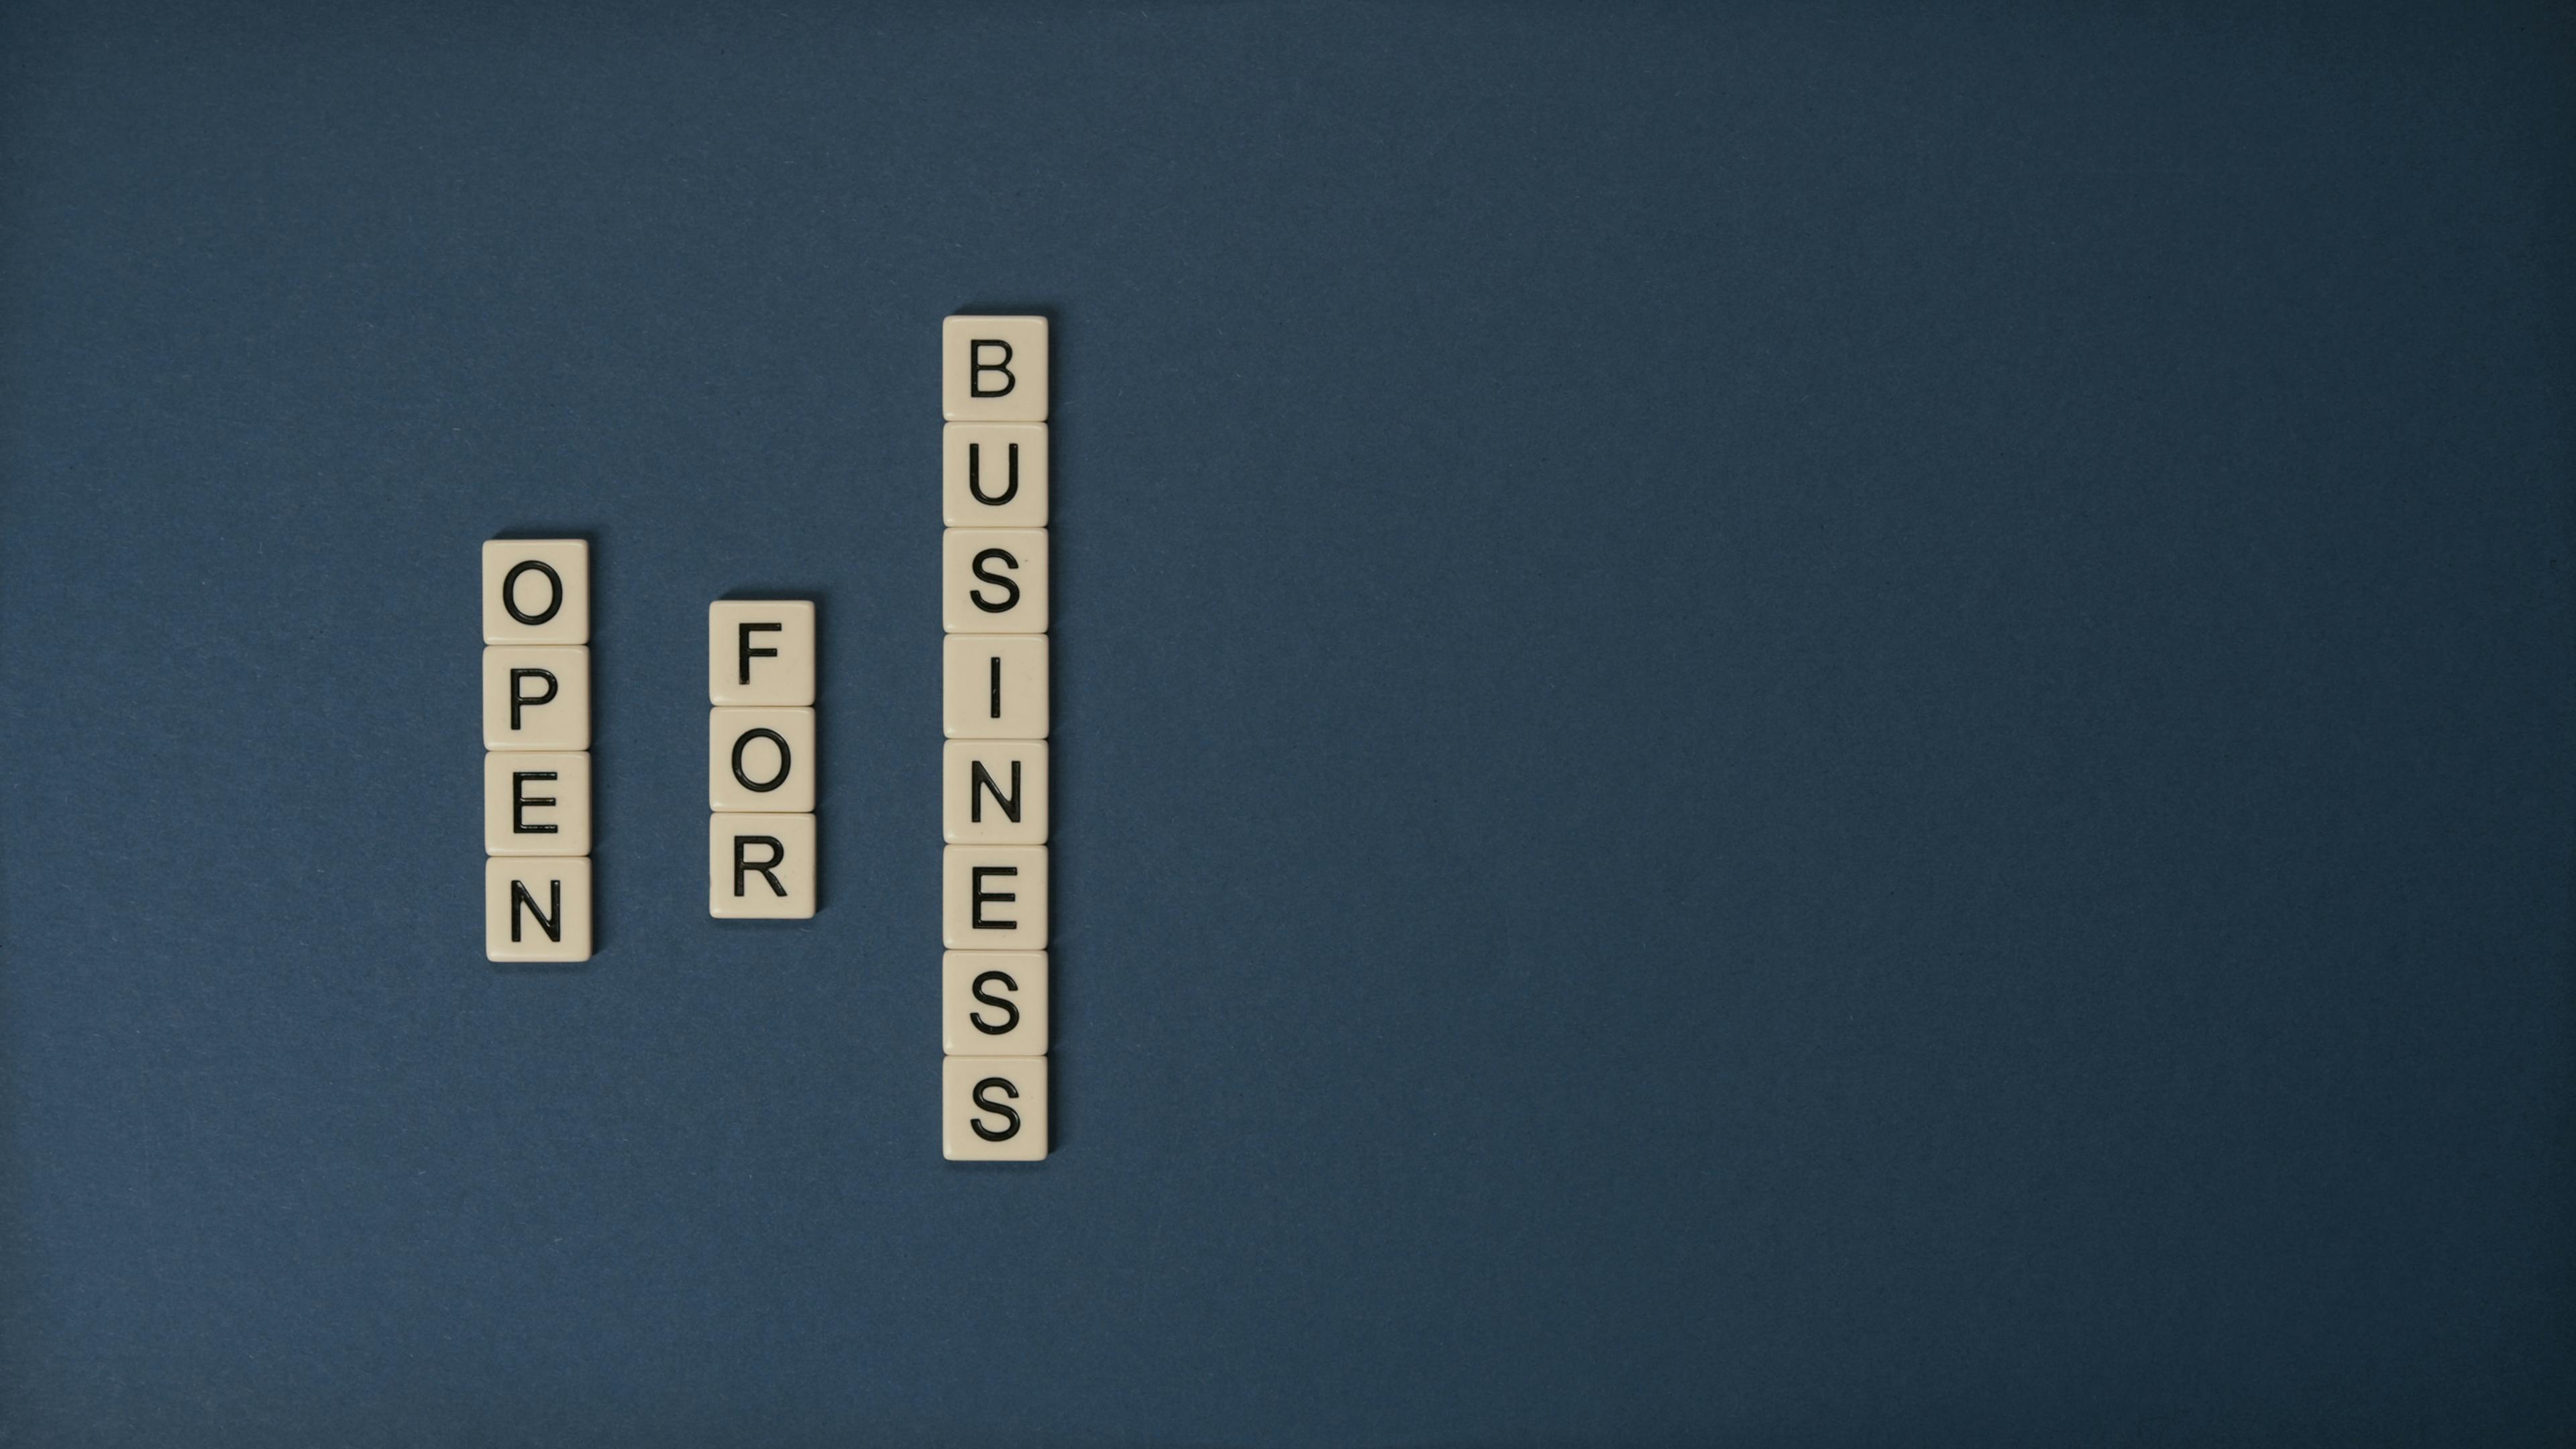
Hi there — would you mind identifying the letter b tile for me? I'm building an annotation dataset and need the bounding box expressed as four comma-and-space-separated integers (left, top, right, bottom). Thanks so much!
941, 315, 1048, 423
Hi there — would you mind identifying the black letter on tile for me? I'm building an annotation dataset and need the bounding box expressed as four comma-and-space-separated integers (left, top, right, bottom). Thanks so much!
510, 879, 562, 943
738, 621, 782, 685
971, 1076, 1022, 1140
969, 339, 1016, 398
988, 655, 1002, 718
970, 759, 1021, 824
508, 668, 557, 731
968, 441, 1020, 506
511, 770, 559, 833
735, 835, 786, 898
971, 866, 1018, 929
731, 729, 792, 792
969, 549, 1021, 613
969, 971, 1021, 1035
502, 559, 563, 627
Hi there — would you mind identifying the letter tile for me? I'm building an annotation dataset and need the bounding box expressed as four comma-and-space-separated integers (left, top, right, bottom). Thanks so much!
942, 1054, 1048, 1161
709, 811, 817, 919
481, 539, 589, 645
709, 706, 816, 814
708, 600, 816, 707
481, 645, 590, 751
941, 634, 1048, 740
483, 751, 592, 856
484, 855, 592, 963
942, 950, 1048, 1057
943, 844, 1048, 951
942, 424, 1049, 529
941, 528, 1049, 635
941, 315, 1049, 423
942, 739, 1046, 845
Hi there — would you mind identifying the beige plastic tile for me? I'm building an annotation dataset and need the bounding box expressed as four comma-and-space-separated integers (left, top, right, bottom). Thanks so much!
942, 528, 1050, 635
480, 539, 589, 645
943, 950, 1048, 1057
941, 315, 1049, 422
709, 706, 816, 814
942, 634, 1048, 740
481, 645, 590, 751
942, 1055, 1048, 1161
941, 423, 1049, 529
484, 855, 592, 963
948, 317, 1046, 423
943, 845, 1047, 951
707, 600, 816, 706
709, 811, 817, 919
942, 739, 1047, 845
483, 751, 592, 856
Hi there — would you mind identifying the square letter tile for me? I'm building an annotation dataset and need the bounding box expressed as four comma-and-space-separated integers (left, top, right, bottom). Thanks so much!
942, 739, 1047, 845
481, 539, 589, 645
708, 600, 816, 706
485, 856, 592, 963
484, 751, 592, 856
942, 634, 1048, 740
943, 1055, 1048, 1161
943, 950, 1048, 1056
943, 845, 1047, 950
948, 315, 1046, 423
709, 706, 816, 813
941, 315, 1049, 422
942, 423, 1049, 529
710, 812, 817, 919
482, 645, 590, 751
942, 528, 1049, 635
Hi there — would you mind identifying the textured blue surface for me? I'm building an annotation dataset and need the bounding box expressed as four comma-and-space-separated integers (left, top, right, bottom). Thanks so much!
2, 3, 2571, 1444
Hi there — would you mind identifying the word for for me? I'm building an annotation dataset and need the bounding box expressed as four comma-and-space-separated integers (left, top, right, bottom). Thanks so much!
940, 314, 1051, 1161
709, 600, 818, 919
482, 539, 594, 962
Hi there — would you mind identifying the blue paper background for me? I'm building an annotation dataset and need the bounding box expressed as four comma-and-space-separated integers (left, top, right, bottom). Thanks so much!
3, 3, 2571, 1443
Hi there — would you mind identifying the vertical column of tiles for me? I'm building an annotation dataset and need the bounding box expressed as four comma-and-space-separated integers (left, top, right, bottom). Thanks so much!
482, 540, 592, 962
941, 313, 1051, 1161
709, 600, 818, 920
